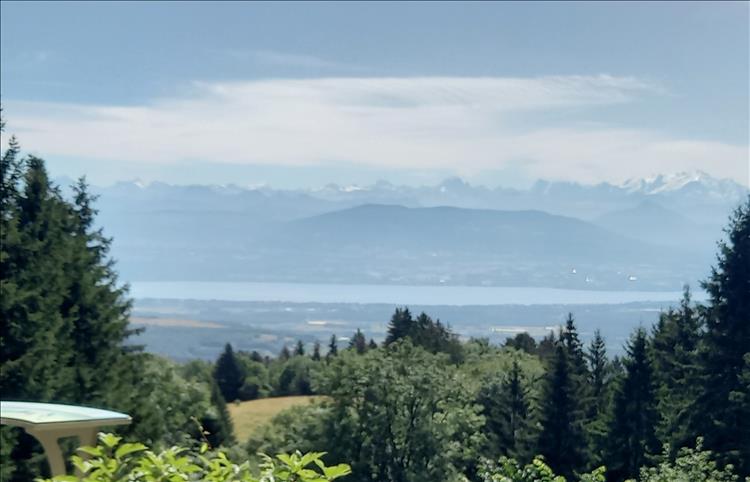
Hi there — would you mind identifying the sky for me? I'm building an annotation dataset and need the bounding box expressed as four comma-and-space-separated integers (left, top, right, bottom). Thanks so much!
1, 1, 748, 189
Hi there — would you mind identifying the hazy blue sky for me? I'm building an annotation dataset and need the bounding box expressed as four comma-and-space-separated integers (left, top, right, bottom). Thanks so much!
1, 1, 748, 188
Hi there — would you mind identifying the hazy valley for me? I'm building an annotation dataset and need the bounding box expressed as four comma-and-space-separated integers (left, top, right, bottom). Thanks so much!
81, 172, 745, 290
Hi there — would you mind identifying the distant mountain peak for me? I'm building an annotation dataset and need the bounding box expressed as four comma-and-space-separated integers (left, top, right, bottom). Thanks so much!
112, 178, 150, 189
438, 176, 477, 194
312, 182, 369, 194
619, 170, 732, 195
373, 179, 396, 190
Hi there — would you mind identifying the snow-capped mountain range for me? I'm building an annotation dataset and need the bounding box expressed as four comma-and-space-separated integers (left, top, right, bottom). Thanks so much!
75, 169, 747, 200
59, 170, 747, 226
48, 171, 747, 289
299, 171, 748, 223
619, 171, 747, 197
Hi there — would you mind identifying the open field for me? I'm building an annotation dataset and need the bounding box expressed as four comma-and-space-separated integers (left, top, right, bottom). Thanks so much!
129, 316, 224, 329
227, 395, 327, 441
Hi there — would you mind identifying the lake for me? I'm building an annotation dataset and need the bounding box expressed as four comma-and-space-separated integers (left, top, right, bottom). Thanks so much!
129, 281, 704, 306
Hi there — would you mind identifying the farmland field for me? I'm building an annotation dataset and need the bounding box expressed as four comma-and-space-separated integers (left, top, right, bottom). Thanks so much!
227, 395, 327, 441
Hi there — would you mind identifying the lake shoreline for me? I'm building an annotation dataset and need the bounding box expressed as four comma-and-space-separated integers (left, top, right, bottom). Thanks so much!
129, 280, 705, 306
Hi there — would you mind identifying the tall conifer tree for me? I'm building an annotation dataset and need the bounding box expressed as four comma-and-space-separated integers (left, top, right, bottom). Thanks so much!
349, 329, 367, 354
202, 380, 235, 447
213, 343, 245, 402
64, 179, 135, 403
691, 198, 750, 476
327, 334, 338, 358
1, 135, 142, 480
537, 343, 588, 479
312, 341, 322, 361
294, 340, 306, 356
585, 329, 610, 465
605, 328, 660, 481
650, 286, 701, 453
385, 307, 413, 344
479, 357, 536, 462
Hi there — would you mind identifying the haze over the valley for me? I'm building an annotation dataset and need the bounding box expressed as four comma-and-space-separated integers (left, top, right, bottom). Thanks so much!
60, 170, 746, 291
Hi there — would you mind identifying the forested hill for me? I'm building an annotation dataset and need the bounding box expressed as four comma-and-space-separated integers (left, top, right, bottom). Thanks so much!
278, 204, 660, 259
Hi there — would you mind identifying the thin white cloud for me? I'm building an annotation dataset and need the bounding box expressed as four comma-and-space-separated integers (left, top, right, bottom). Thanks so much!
220, 49, 349, 70
250, 50, 345, 69
3, 75, 748, 185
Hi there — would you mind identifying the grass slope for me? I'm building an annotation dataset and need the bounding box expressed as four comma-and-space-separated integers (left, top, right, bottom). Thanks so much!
228, 395, 326, 441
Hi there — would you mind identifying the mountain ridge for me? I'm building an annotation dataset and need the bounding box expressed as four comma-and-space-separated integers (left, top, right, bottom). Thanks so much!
47, 171, 743, 289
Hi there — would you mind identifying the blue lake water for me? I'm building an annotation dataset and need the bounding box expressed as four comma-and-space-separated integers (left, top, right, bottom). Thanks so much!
130, 281, 704, 306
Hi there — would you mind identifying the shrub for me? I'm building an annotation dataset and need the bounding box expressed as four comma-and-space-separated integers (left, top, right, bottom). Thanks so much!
38, 432, 350, 482
634, 438, 746, 482
478, 456, 605, 482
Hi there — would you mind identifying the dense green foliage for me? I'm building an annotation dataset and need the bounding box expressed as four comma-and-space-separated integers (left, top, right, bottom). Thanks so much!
605, 329, 660, 480
0, 137, 233, 479
537, 342, 588, 479
214, 343, 245, 402
635, 439, 744, 482
477, 356, 537, 462
321, 342, 483, 481
650, 289, 701, 454
479, 457, 605, 482
38, 432, 351, 482
690, 201, 750, 475
385, 308, 464, 362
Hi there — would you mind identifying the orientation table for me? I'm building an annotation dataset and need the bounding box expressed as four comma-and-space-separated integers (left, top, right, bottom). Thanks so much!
0, 401, 131, 476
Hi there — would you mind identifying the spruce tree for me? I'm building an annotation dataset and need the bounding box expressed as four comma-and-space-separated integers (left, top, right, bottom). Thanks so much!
368, 338, 378, 350
537, 343, 587, 479
213, 343, 245, 402
64, 178, 135, 403
605, 328, 660, 481
327, 334, 338, 359
650, 286, 700, 453
312, 341, 322, 361
587, 329, 609, 417
561, 313, 588, 379
585, 329, 610, 465
279, 345, 291, 361
691, 198, 750, 476
479, 357, 535, 462
560, 314, 593, 464
385, 307, 413, 344
349, 329, 367, 354
0, 136, 142, 480
1, 157, 76, 401
294, 340, 305, 356
202, 380, 235, 447
0, 133, 22, 214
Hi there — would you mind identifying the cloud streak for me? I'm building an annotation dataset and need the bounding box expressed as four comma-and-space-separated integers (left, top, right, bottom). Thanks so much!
4, 75, 748, 185
221, 49, 349, 69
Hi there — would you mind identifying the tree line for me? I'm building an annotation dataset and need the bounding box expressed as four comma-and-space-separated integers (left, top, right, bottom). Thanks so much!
209, 308, 461, 404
